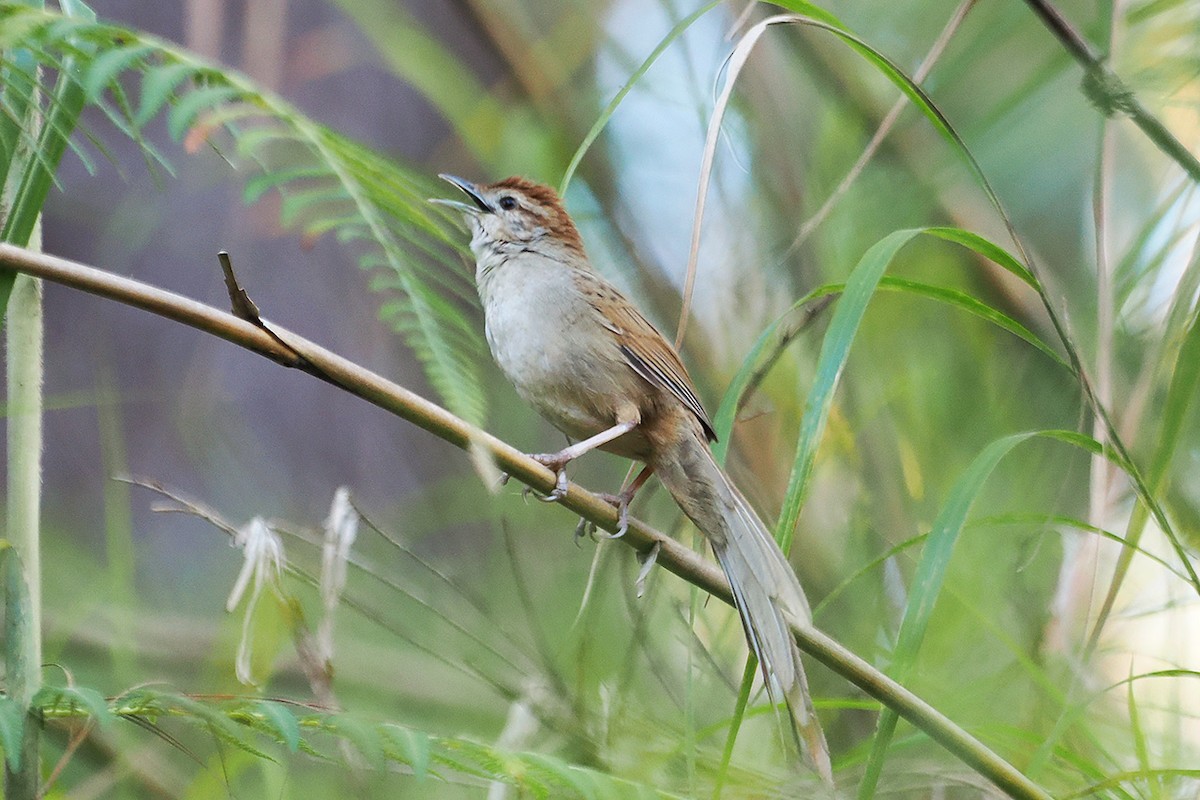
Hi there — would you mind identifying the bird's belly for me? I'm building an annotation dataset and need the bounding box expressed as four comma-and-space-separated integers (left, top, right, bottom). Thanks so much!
481, 267, 648, 456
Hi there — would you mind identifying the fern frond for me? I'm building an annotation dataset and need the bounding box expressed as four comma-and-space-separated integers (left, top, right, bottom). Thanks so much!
0, 4, 486, 423
34, 688, 686, 798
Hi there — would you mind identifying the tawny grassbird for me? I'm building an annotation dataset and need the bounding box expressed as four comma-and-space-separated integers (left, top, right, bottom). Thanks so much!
434, 175, 832, 782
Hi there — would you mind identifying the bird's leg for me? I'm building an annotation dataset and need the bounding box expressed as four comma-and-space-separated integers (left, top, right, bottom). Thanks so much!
529, 418, 638, 502
595, 464, 654, 539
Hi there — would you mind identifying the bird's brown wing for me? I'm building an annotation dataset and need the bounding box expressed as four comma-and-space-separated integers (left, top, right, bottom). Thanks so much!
575, 271, 717, 442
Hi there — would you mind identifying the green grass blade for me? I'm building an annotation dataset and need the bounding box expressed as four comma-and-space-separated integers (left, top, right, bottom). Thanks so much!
857, 428, 1131, 796
857, 431, 1037, 797
924, 227, 1038, 288
559, 0, 721, 195
711, 656, 756, 800
1088, 301, 1200, 647
776, 229, 921, 553
877, 277, 1067, 366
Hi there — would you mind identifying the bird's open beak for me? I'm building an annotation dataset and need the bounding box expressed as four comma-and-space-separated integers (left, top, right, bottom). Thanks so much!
430, 174, 492, 214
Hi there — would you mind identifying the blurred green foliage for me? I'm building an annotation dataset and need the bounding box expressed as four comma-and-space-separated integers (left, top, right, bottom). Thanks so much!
3, 0, 1200, 797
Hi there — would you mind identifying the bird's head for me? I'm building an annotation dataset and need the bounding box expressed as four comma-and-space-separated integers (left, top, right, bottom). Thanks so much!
432, 175, 584, 259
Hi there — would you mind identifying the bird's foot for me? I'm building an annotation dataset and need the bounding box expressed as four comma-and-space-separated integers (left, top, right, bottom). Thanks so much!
573, 516, 597, 545
529, 452, 570, 502
595, 490, 633, 539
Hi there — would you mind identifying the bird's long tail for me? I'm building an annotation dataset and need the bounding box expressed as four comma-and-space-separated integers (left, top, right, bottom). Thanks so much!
652, 430, 833, 784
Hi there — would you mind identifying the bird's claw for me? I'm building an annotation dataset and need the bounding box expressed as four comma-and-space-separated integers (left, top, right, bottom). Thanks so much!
595, 491, 631, 539
573, 516, 596, 545
530, 453, 569, 502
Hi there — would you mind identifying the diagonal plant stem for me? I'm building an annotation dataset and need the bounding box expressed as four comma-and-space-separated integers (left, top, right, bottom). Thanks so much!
0, 242, 1051, 800
1021, 0, 1200, 183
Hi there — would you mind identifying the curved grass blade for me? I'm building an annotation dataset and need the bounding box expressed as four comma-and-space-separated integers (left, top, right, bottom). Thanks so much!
775, 13, 1197, 594
558, 0, 722, 195
856, 429, 1128, 797
880, 277, 1066, 365
857, 431, 1037, 797
777, 229, 921, 553
1086, 300, 1200, 650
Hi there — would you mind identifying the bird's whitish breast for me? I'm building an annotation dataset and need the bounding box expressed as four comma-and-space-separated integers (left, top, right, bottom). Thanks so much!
480, 258, 627, 440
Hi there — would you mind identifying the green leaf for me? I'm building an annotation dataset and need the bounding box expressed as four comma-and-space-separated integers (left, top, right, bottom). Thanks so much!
252, 701, 300, 753
165, 82, 242, 140
924, 227, 1038, 288
776, 229, 921, 553
33, 685, 114, 727
81, 42, 150, 101
877, 277, 1066, 366
381, 724, 431, 781
0, 697, 24, 772
135, 61, 200, 128
857, 429, 1119, 796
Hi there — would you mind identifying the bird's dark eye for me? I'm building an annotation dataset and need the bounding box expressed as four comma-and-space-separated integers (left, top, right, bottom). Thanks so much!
498, 195, 518, 210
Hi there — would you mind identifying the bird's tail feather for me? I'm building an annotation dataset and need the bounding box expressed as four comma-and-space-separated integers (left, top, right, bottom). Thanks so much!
653, 431, 833, 784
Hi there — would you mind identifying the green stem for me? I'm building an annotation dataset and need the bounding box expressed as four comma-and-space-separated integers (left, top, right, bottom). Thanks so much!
4, 266, 44, 800
1021, 0, 1200, 183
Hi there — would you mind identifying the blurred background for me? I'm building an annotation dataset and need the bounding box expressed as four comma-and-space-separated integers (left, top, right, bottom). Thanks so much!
9, 0, 1200, 796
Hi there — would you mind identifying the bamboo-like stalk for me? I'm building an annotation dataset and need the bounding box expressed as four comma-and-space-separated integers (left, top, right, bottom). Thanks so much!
0, 242, 1052, 800
4, 262, 44, 800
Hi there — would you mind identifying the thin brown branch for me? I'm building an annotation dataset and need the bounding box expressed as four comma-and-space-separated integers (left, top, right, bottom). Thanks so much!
0, 242, 1050, 800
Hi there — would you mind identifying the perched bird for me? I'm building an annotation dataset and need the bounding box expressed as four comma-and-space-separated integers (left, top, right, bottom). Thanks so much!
434, 174, 832, 782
